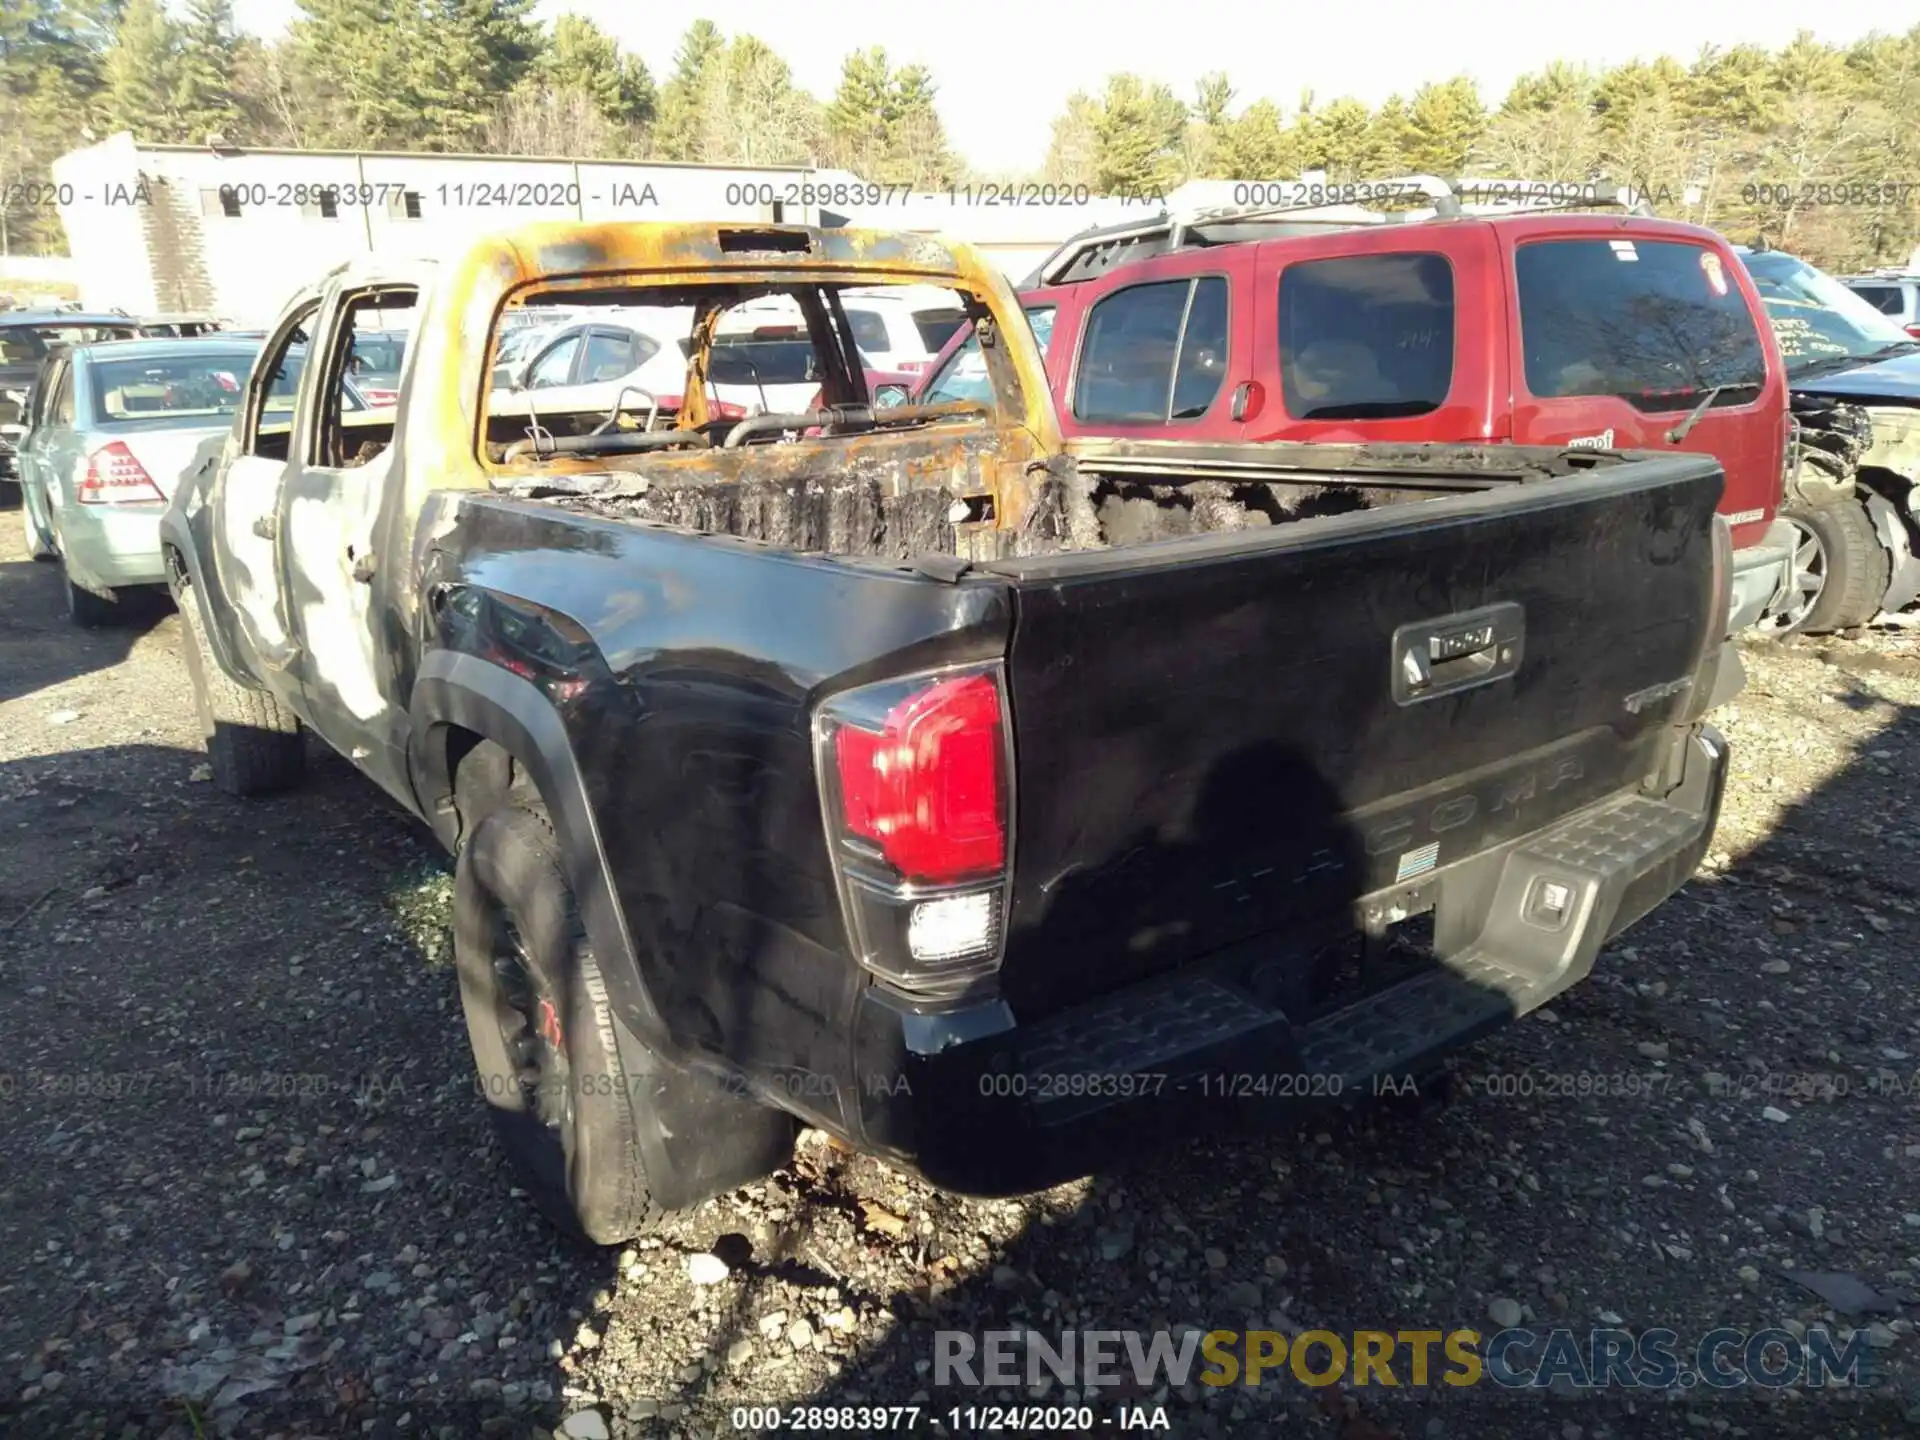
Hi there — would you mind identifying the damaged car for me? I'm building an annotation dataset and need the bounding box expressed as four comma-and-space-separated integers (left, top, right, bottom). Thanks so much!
1736, 245, 1920, 632
163, 220, 1737, 1244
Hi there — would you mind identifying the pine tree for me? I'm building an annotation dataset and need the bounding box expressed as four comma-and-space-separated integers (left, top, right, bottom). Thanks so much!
1499, 62, 1594, 117
1089, 74, 1184, 196
824, 48, 895, 175
652, 19, 725, 160
174, 0, 239, 144
413, 0, 542, 149
1297, 97, 1383, 180
1210, 99, 1299, 180
1403, 77, 1486, 177
536, 13, 654, 128
1478, 67, 1602, 180
822, 48, 955, 186
289, 0, 428, 148
102, 0, 182, 141
886, 64, 954, 186
690, 36, 817, 166
1368, 95, 1415, 173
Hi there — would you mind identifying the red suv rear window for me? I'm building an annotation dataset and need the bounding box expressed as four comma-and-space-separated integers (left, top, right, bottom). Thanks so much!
1515, 238, 1764, 411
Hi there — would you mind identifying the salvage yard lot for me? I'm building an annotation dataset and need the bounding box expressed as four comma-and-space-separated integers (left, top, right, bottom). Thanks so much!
2, 508, 1920, 1438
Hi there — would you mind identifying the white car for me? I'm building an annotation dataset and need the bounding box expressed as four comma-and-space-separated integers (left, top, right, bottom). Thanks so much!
838, 286, 968, 376
492, 300, 858, 423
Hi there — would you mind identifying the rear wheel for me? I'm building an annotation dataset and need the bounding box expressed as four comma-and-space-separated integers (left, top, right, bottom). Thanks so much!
62, 565, 121, 628
176, 581, 307, 795
454, 804, 793, 1245
1760, 500, 1888, 636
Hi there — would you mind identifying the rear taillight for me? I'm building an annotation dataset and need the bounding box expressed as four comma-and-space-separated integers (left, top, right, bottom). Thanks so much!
77, 442, 165, 504
814, 665, 1013, 996
1906, 324, 1920, 340
835, 674, 1005, 882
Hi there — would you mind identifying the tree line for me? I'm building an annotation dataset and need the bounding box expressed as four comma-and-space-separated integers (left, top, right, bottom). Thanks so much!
1043, 31, 1920, 271
2, 5, 1917, 273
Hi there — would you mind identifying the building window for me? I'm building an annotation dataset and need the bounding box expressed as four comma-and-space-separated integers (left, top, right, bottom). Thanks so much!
386, 189, 423, 220
202, 187, 243, 217
300, 190, 341, 220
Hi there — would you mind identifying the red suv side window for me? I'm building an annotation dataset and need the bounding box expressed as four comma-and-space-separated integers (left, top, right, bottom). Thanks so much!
1277, 253, 1455, 422
1072, 276, 1230, 425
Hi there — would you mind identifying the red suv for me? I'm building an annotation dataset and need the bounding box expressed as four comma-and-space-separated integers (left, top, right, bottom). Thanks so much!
922, 198, 1796, 634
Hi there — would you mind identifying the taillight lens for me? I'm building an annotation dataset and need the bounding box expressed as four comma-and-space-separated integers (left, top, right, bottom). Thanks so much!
834, 673, 1005, 884
78, 442, 165, 504
815, 665, 1013, 996
1906, 324, 1920, 340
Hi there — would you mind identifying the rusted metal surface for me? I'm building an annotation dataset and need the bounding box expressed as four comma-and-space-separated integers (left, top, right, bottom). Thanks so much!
398, 222, 1061, 536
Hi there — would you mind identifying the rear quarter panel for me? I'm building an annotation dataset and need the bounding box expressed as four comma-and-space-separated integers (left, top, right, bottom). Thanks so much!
415, 496, 1017, 1135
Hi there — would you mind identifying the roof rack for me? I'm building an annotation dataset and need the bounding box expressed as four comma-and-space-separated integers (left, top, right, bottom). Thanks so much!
1024, 175, 1657, 288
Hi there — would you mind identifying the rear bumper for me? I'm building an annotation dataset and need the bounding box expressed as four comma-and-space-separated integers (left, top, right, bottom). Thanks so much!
1728, 521, 1797, 633
846, 723, 1728, 1196
57, 500, 169, 592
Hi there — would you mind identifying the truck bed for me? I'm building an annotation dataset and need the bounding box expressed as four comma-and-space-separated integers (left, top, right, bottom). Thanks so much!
514, 434, 1632, 563
465, 437, 1726, 1032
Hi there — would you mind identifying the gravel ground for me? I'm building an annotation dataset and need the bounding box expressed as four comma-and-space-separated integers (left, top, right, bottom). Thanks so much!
3, 500, 1919, 1440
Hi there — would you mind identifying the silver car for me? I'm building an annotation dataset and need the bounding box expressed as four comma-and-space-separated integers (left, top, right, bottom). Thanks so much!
18, 338, 367, 625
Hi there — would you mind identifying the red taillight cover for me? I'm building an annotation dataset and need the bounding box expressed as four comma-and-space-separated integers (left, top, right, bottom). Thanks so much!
832, 674, 1005, 884
78, 441, 164, 504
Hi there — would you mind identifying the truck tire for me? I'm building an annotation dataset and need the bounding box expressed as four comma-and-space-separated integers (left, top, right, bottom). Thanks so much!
1771, 499, 1889, 635
454, 805, 792, 1245
63, 566, 122, 628
176, 582, 307, 795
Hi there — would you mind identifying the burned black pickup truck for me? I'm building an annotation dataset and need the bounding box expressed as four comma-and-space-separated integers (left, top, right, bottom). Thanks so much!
161, 222, 1737, 1243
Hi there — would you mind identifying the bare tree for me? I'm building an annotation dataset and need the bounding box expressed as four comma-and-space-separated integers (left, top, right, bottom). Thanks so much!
484, 85, 631, 159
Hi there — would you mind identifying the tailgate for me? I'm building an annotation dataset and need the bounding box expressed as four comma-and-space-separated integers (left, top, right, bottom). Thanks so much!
984, 453, 1723, 1016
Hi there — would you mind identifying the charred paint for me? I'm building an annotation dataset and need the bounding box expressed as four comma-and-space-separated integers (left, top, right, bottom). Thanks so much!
388, 221, 1059, 532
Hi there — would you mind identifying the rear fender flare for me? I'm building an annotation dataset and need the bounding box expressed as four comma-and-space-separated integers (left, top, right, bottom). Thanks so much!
409, 649, 673, 1060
